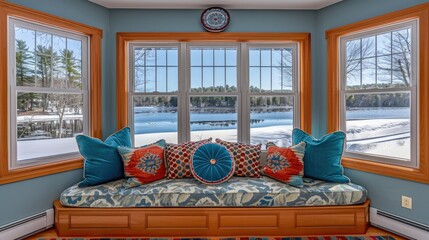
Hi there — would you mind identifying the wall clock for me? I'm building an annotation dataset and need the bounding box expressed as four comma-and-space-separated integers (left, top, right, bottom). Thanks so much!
201, 7, 230, 32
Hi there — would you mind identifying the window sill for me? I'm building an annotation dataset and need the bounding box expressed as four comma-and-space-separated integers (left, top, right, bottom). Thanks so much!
342, 156, 429, 184
0, 157, 83, 185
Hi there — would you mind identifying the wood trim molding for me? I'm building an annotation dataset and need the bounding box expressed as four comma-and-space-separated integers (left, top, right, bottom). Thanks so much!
54, 200, 369, 237
116, 32, 312, 133
0, 2, 103, 185
326, 3, 429, 184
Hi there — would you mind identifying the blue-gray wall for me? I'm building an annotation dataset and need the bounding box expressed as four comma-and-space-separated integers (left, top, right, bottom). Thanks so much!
1, 0, 428, 228
0, 0, 109, 226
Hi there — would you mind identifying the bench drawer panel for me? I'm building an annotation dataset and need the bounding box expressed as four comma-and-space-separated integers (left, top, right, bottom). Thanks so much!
147, 215, 208, 229
296, 213, 355, 227
219, 215, 278, 228
70, 215, 129, 228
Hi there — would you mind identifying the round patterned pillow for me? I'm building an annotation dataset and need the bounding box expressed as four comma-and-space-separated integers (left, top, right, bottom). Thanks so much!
191, 143, 235, 185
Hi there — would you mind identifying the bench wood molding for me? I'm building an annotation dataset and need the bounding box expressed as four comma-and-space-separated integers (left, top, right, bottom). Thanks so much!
54, 200, 369, 237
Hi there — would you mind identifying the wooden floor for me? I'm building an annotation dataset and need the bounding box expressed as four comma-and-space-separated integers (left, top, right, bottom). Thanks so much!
26, 226, 406, 239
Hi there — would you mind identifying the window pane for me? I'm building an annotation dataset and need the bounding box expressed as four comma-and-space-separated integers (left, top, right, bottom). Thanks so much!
392, 28, 411, 54
53, 57, 82, 89
377, 55, 392, 87
145, 48, 155, 66
214, 49, 225, 66
250, 96, 294, 149
52, 36, 66, 57
167, 67, 178, 92
134, 48, 146, 66
261, 49, 271, 66
214, 67, 225, 91
392, 52, 411, 87
202, 66, 214, 92
133, 47, 178, 93
282, 66, 293, 91
362, 36, 375, 58
225, 67, 237, 92
156, 49, 167, 66
249, 49, 260, 66
16, 92, 84, 161
191, 49, 202, 66
261, 67, 271, 91
167, 49, 178, 66
225, 49, 236, 66
35, 54, 53, 88
133, 96, 178, 146
134, 66, 145, 92
15, 46, 36, 87
15, 27, 35, 52
282, 49, 293, 67
203, 49, 213, 66
36, 31, 52, 51
191, 66, 202, 92
362, 58, 375, 88
190, 96, 237, 142
272, 49, 282, 67
346, 60, 361, 89
67, 38, 82, 60
249, 67, 260, 92
272, 67, 282, 91
156, 67, 167, 92
377, 32, 391, 56
146, 66, 156, 92
346, 39, 360, 61
345, 92, 411, 160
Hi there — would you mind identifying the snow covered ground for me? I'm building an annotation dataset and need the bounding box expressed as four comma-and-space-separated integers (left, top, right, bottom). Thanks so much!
134, 125, 294, 149
346, 118, 410, 160
17, 137, 79, 161
16, 119, 411, 164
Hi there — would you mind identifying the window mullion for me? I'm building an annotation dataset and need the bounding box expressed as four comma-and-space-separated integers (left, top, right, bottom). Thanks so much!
180, 42, 189, 143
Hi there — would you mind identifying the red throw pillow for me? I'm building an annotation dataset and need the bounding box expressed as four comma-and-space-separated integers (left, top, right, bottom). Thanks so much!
117, 140, 166, 188
262, 142, 306, 187
165, 138, 212, 179
215, 138, 261, 177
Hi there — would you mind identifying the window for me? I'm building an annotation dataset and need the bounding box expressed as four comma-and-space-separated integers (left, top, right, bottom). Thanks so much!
123, 34, 310, 149
340, 21, 417, 167
326, 3, 429, 183
9, 19, 89, 169
0, 1, 102, 184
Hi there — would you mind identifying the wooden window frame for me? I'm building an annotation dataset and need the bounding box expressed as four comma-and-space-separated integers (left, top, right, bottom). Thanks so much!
0, 1, 102, 184
326, 3, 429, 183
116, 33, 312, 145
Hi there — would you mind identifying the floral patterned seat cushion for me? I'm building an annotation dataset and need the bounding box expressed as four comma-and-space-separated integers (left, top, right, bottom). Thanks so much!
60, 177, 368, 208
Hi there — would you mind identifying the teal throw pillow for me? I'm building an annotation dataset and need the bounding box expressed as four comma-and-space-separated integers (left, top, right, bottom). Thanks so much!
191, 143, 235, 185
77, 127, 132, 187
292, 128, 350, 183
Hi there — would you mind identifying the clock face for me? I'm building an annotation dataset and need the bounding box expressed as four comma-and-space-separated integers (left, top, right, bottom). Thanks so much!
201, 7, 230, 32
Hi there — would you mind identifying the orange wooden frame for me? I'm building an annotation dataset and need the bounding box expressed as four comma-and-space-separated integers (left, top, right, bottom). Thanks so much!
0, 1, 103, 184
54, 200, 369, 237
326, 3, 429, 183
116, 32, 312, 134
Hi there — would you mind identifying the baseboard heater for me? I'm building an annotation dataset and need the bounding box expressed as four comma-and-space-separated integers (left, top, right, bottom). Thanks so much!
0, 209, 54, 240
370, 207, 429, 240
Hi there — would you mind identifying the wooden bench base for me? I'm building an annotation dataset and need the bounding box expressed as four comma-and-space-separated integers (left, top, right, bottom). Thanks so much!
54, 200, 369, 237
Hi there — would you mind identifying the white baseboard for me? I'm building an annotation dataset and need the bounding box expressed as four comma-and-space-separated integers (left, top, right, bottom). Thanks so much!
0, 209, 54, 240
370, 207, 429, 240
